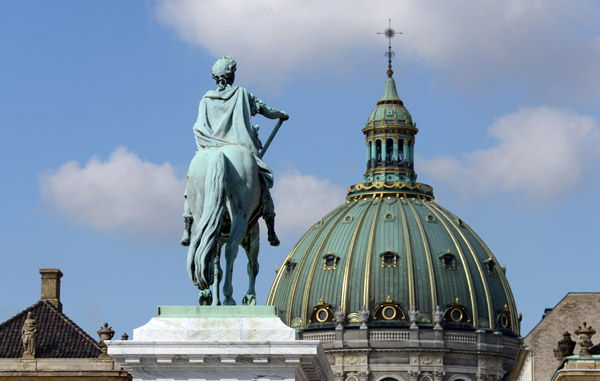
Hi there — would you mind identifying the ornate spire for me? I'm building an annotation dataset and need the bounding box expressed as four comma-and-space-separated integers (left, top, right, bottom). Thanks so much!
377, 19, 402, 77
346, 24, 434, 201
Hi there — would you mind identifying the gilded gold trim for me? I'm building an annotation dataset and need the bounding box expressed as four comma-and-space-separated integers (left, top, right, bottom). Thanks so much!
285, 205, 347, 325
435, 203, 519, 334
315, 307, 329, 323
299, 207, 349, 326
267, 204, 343, 306
430, 203, 494, 331
361, 199, 383, 309
424, 203, 477, 328
398, 200, 415, 309
381, 305, 397, 320
407, 201, 437, 313
461, 218, 520, 334
341, 198, 374, 312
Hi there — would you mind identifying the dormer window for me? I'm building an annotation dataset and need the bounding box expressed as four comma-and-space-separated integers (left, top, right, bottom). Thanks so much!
439, 251, 457, 270
483, 258, 496, 275
284, 260, 296, 275
323, 251, 339, 270
380, 250, 398, 268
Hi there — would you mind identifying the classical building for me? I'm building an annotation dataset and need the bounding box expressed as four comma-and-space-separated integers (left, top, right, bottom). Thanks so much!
0, 268, 131, 380
510, 293, 600, 381
267, 64, 522, 381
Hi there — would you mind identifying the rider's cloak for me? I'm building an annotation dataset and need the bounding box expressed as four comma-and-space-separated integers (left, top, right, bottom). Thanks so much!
193, 86, 273, 188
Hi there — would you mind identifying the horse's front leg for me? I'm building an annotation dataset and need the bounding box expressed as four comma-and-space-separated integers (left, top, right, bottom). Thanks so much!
223, 216, 246, 305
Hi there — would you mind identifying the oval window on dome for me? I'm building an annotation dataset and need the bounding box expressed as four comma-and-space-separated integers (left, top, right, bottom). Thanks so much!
383, 212, 395, 222
382, 306, 397, 320
443, 301, 470, 323
317, 308, 329, 322
450, 308, 463, 322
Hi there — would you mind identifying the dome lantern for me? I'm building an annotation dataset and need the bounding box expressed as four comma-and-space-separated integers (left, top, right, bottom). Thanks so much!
267, 22, 521, 380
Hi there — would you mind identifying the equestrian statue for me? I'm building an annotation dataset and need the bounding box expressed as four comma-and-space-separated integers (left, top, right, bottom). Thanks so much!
180, 56, 288, 306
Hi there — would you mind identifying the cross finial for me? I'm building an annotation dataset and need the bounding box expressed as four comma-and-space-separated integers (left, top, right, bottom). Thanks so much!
377, 18, 402, 77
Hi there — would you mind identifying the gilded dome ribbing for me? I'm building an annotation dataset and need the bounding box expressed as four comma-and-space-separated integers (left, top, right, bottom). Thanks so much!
267, 72, 519, 336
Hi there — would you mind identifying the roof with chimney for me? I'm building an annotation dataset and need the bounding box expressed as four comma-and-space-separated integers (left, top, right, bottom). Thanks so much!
0, 299, 102, 358
0, 268, 102, 359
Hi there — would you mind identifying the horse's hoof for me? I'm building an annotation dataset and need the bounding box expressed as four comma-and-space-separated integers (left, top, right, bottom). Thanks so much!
198, 290, 213, 305
268, 234, 280, 247
223, 297, 236, 306
180, 232, 191, 246
242, 294, 256, 306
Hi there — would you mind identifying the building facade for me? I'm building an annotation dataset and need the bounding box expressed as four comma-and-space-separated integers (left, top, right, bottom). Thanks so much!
268, 64, 522, 381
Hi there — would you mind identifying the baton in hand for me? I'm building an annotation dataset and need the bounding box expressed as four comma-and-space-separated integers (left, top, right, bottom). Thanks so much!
258, 118, 285, 158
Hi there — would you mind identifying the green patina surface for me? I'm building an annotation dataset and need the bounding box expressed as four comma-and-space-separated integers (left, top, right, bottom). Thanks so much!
267, 72, 520, 336
157, 305, 278, 318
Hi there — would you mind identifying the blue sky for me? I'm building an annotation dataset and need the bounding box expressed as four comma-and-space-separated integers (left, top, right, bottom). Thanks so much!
1, 0, 599, 339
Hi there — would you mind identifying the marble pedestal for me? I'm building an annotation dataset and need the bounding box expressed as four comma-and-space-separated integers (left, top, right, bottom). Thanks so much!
107, 306, 332, 381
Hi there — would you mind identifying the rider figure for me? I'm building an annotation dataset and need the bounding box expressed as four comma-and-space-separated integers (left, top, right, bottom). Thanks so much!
181, 56, 288, 247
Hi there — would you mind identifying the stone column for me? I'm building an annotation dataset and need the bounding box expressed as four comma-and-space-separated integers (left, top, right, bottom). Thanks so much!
371, 140, 377, 170
366, 141, 371, 170
403, 140, 409, 168
381, 139, 387, 167
392, 138, 399, 166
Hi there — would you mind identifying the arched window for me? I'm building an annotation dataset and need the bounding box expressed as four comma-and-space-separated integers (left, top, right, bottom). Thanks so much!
398, 139, 405, 164
386, 138, 394, 165
375, 139, 382, 166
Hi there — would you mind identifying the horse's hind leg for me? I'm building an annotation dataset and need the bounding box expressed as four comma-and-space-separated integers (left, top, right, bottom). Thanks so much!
242, 224, 260, 306
211, 240, 224, 306
222, 215, 246, 306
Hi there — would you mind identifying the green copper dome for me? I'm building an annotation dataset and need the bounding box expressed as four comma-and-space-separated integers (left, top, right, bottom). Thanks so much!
367, 77, 413, 125
267, 72, 519, 336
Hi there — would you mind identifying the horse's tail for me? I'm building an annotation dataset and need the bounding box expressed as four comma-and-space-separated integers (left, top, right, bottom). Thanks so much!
189, 151, 227, 289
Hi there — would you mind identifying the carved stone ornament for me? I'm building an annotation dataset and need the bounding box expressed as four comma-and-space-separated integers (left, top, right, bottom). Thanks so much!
21, 312, 37, 359
97, 322, 115, 359
433, 305, 443, 329
574, 322, 596, 356
420, 356, 435, 365
409, 306, 419, 329
358, 305, 370, 330
335, 307, 346, 329
553, 331, 576, 360
343, 356, 364, 366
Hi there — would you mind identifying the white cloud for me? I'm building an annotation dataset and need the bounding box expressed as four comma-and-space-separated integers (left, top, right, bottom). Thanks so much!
39, 148, 345, 242
155, 0, 600, 101
419, 107, 600, 203
272, 165, 346, 237
40, 147, 186, 239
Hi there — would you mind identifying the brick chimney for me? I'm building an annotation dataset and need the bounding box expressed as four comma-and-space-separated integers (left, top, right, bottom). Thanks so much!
39, 268, 63, 312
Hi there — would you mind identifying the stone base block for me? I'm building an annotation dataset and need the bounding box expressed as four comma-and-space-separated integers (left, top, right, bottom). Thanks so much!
107, 306, 332, 381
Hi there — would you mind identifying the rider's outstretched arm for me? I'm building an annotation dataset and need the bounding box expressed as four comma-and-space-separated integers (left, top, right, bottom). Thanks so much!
260, 105, 289, 120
